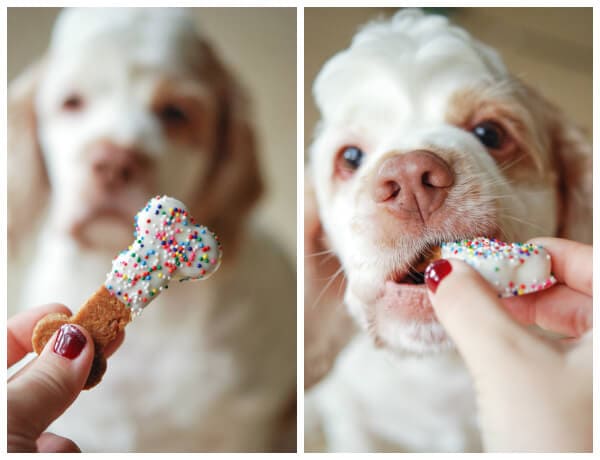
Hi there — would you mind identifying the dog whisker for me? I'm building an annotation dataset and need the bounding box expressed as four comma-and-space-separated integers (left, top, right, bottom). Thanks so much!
310, 265, 345, 310
336, 270, 347, 298
497, 154, 528, 173
501, 214, 548, 234
318, 253, 339, 267
305, 249, 336, 258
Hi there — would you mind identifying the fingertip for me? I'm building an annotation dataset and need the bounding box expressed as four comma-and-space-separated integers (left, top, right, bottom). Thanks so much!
525, 237, 592, 296
37, 432, 81, 453
66, 324, 94, 349
8, 304, 77, 367
426, 258, 481, 324
427, 257, 510, 321
38, 303, 73, 317
426, 258, 496, 304
45, 324, 94, 362
424, 258, 453, 295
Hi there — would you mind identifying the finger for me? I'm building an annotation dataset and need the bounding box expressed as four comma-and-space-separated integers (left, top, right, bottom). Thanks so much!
103, 331, 125, 358
8, 304, 72, 368
8, 356, 37, 383
10, 331, 124, 383
528, 237, 592, 296
564, 330, 592, 374
502, 285, 592, 337
37, 432, 81, 453
426, 259, 544, 374
7, 324, 94, 439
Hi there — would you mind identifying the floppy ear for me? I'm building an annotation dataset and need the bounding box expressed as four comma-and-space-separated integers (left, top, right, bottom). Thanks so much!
8, 60, 50, 257
304, 173, 356, 389
189, 41, 263, 255
550, 111, 592, 244
516, 81, 592, 244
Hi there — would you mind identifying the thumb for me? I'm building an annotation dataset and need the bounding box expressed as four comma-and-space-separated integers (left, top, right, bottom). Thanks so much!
8, 324, 94, 443
425, 258, 542, 375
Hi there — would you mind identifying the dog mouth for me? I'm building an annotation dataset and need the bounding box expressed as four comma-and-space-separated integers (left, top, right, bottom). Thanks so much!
72, 206, 132, 229
389, 243, 442, 286
374, 242, 445, 326
378, 231, 501, 325
387, 229, 502, 287
70, 209, 132, 248
69, 197, 146, 249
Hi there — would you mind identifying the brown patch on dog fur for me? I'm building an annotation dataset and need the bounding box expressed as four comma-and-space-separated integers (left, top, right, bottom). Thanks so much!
545, 106, 593, 242
447, 82, 592, 243
184, 39, 264, 258
8, 59, 50, 257
152, 79, 216, 150
445, 84, 545, 183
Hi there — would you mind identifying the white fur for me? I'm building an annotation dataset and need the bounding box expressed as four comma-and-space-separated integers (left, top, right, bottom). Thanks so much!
306, 9, 589, 452
35, 9, 210, 239
306, 336, 481, 452
9, 8, 295, 452
311, 9, 559, 355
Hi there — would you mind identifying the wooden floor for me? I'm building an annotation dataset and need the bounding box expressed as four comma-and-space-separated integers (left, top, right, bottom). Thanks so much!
304, 7, 593, 146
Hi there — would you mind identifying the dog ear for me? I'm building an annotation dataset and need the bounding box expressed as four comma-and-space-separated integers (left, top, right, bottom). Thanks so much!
189, 40, 263, 255
8, 60, 50, 257
304, 173, 356, 389
516, 81, 592, 244
549, 111, 592, 244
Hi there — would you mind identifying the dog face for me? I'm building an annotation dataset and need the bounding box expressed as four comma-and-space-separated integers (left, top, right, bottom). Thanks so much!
308, 10, 591, 354
9, 8, 261, 252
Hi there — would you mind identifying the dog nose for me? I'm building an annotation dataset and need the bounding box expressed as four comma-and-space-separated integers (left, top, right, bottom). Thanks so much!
372, 150, 454, 221
90, 142, 147, 189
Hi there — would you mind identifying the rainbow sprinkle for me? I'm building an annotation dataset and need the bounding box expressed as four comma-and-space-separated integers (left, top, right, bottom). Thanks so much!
441, 237, 556, 298
105, 195, 222, 314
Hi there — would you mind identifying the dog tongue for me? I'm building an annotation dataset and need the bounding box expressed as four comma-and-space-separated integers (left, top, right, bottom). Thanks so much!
376, 281, 437, 322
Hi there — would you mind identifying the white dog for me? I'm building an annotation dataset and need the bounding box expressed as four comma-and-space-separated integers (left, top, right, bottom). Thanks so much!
305, 9, 591, 452
9, 8, 296, 452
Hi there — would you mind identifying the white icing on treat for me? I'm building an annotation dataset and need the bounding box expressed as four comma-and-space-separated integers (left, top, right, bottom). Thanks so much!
441, 237, 556, 297
105, 195, 222, 314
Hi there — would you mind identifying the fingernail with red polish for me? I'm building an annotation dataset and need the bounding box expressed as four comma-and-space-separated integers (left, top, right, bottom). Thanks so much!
54, 324, 87, 359
424, 259, 452, 294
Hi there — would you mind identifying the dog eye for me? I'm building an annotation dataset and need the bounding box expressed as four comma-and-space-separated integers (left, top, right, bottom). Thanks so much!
335, 146, 365, 180
341, 146, 364, 169
62, 93, 84, 112
158, 104, 188, 124
471, 121, 505, 149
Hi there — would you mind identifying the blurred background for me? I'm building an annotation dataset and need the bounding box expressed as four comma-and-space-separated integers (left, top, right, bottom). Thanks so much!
8, 7, 297, 261
304, 7, 592, 149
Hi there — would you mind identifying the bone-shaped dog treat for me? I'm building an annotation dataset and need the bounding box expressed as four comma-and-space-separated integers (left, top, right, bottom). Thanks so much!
32, 195, 222, 388
438, 237, 556, 297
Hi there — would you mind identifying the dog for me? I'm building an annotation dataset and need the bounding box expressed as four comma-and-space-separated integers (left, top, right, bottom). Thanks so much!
8, 8, 296, 452
304, 9, 592, 452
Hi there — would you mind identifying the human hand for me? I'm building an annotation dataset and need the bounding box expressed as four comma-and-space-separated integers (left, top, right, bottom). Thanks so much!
425, 237, 592, 452
8, 304, 123, 452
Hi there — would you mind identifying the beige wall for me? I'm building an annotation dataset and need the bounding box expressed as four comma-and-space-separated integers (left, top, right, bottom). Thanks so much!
8, 7, 297, 260
305, 7, 593, 149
